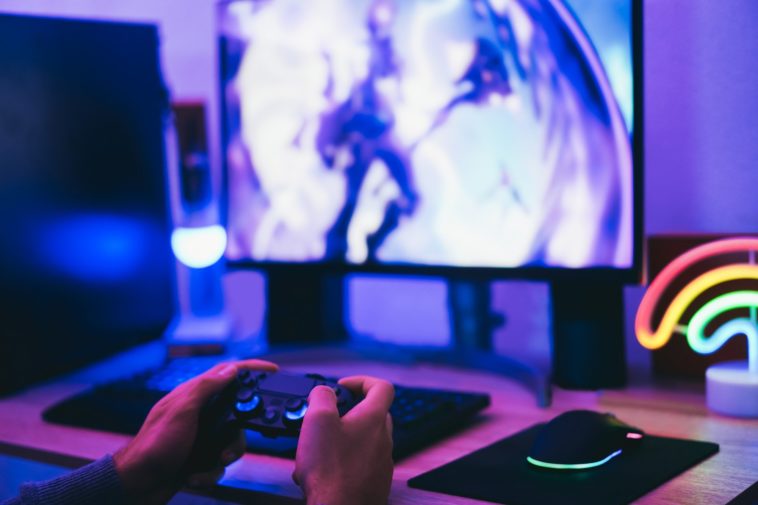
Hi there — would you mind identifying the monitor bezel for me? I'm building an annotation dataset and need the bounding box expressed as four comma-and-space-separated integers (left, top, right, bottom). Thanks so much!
219, 0, 644, 285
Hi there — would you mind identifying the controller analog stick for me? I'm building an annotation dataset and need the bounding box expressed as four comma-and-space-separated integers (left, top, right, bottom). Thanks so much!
283, 399, 308, 426
236, 388, 254, 403
235, 395, 262, 417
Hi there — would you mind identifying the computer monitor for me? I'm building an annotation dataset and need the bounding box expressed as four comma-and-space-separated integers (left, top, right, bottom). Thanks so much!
218, 0, 643, 388
0, 14, 176, 395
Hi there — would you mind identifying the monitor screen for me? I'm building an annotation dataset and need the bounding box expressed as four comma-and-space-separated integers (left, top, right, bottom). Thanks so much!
0, 14, 175, 394
220, 0, 637, 273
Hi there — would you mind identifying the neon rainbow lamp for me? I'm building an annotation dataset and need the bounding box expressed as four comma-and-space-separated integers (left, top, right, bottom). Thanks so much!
635, 237, 758, 418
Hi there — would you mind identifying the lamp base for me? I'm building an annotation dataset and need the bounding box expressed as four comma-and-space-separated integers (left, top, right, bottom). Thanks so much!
706, 360, 758, 418
165, 313, 235, 357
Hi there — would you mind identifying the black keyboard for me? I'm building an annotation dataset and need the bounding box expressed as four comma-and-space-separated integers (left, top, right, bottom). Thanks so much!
43, 358, 490, 460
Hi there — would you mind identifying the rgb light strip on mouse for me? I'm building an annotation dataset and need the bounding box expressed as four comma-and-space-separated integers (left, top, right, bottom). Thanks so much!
527, 449, 623, 470
635, 237, 758, 373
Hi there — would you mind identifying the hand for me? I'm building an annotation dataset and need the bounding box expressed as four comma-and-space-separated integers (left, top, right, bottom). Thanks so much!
293, 376, 395, 505
113, 359, 278, 504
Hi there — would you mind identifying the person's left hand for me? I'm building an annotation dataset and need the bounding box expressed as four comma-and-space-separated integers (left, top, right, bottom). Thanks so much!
113, 359, 278, 504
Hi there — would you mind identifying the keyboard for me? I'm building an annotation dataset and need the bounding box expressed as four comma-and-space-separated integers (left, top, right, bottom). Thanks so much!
43, 358, 491, 460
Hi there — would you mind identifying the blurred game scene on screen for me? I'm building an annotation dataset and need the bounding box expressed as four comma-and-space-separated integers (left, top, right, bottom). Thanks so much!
220, 0, 633, 269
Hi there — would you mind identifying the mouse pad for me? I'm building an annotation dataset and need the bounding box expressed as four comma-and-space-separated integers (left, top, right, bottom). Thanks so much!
408, 424, 719, 505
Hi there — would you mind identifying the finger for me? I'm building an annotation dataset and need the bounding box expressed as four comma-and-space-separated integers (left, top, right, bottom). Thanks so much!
183, 360, 278, 409
338, 376, 395, 417
236, 359, 279, 373
386, 413, 394, 439
220, 430, 246, 466
299, 387, 339, 455
187, 467, 226, 488
306, 385, 339, 418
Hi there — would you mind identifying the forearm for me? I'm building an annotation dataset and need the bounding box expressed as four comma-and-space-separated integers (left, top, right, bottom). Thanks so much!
2, 455, 124, 505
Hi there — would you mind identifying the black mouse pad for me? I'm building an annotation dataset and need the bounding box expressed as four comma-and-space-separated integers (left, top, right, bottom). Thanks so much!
408, 424, 719, 505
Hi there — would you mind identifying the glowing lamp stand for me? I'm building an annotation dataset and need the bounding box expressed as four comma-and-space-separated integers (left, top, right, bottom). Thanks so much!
636, 238, 758, 418
168, 225, 234, 354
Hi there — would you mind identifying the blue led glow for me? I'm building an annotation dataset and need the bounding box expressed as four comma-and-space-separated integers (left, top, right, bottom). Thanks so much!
37, 213, 149, 282
236, 396, 261, 413
284, 403, 309, 421
171, 225, 227, 269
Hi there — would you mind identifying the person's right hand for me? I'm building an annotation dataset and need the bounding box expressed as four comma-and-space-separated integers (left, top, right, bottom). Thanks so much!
293, 376, 395, 505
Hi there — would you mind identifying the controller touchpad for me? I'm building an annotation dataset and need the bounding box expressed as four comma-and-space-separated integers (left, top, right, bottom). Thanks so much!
259, 374, 315, 396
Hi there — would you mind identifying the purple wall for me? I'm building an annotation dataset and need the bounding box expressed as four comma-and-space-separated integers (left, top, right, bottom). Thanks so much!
3, 0, 757, 370
645, 0, 758, 234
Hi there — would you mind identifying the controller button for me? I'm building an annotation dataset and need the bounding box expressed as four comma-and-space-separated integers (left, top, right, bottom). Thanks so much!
262, 407, 279, 424
235, 395, 262, 416
284, 403, 308, 424
237, 369, 251, 380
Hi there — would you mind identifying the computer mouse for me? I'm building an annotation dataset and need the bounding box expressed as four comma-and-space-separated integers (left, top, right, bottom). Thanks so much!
527, 410, 644, 470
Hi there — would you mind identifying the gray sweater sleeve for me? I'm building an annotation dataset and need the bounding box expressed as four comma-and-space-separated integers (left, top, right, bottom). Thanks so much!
2, 455, 125, 505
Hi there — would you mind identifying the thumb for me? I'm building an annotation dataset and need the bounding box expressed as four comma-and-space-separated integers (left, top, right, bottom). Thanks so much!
306, 385, 339, 417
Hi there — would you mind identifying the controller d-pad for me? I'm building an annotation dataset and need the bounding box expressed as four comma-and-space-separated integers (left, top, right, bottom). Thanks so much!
236, 369, 258, 388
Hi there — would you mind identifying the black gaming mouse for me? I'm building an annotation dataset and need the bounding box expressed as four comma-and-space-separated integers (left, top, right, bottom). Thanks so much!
527, 410, 644, 470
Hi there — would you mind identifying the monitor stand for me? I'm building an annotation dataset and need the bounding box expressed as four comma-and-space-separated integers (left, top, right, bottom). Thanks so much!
550, 280, 627, 389
263, 270, 554, 407
265, 268, 349, 345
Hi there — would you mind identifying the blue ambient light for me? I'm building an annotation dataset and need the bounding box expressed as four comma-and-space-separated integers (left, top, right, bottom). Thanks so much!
527, 449, 623, 470
38, 213, 148, 282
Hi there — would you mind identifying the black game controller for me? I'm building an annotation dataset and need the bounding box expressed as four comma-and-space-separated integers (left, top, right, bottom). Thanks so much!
191, 371, 357, 470
227, 370, 357, 436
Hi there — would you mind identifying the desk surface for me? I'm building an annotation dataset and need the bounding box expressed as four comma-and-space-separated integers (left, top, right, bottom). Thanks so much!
0, 347, 756, 505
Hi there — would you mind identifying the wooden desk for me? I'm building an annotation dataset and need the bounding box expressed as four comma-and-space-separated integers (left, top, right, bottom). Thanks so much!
0, 348, 756, 504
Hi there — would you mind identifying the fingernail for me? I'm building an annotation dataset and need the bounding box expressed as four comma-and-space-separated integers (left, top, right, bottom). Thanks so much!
218, 364, 237, 377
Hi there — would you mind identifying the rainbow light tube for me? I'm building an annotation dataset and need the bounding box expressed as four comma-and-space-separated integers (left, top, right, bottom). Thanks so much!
687, 293, 758, 373
635, 237, 758, 350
